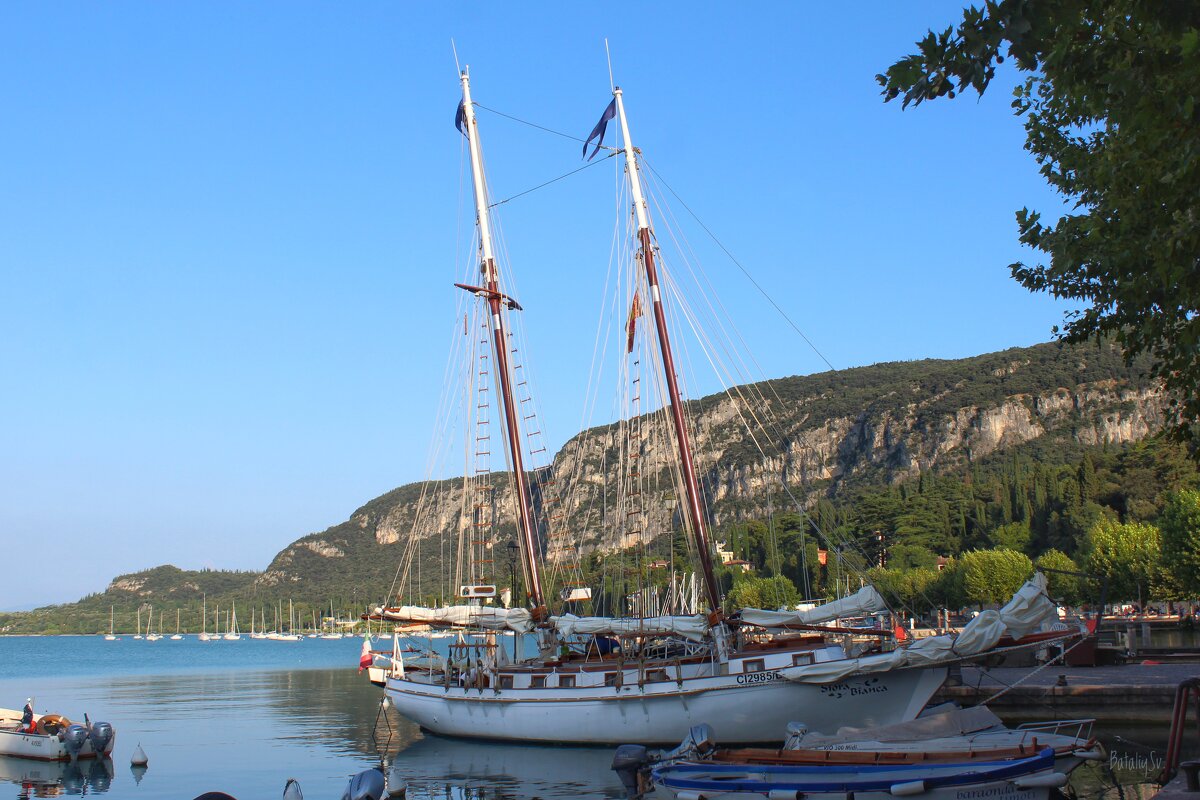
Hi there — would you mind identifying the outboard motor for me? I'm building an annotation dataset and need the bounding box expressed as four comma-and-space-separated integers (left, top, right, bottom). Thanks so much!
63, 723, 89, 761
659, 723, 716, 762
88, 721, 115, 756
611, 744, 651, 800
783, 721, 809, 750
341, 768, 385, 800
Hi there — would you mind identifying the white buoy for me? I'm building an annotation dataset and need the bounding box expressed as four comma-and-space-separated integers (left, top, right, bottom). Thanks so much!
131, 743, 149, 766
283, 777, 304, 799
386, 764, 407, 798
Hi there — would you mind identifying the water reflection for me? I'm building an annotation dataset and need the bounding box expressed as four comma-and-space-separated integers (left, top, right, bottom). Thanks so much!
388, 736, 624, 800
257, 669, 625, 798
0, 757, 114, 798
1, 661, 1194, 800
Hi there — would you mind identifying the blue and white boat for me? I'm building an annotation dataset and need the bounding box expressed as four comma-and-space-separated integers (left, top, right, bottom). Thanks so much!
645, 747, 1065, 800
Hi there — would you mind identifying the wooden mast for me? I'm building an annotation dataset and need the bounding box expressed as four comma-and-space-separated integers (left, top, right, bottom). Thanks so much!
612, 87, 722, 614
458, 69, 546, 611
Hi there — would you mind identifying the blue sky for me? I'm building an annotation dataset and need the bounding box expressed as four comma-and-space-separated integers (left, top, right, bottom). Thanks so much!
0, 3, 1073, 610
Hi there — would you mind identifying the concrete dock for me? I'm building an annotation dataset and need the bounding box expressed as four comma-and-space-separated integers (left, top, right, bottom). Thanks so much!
936, 663, 1200, 723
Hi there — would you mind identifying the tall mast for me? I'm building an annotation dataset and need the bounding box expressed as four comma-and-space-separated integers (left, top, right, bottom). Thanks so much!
458, 69, 546, 610
612, 87, 722, 614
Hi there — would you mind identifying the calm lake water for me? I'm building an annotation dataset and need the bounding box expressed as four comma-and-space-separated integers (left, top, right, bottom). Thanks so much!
0, 635, 1187, 799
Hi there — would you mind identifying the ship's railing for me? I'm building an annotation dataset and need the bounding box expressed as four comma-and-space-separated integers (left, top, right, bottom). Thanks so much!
1014, 718, 1095, 745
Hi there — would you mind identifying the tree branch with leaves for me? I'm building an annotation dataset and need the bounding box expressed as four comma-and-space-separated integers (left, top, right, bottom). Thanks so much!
879, 0, 1200, 447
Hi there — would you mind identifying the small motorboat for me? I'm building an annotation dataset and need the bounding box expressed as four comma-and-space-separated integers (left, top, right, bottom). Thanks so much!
643, 747, 1064, 800
0, 706, 116, 762
769, 705, 1103, 773
614, 716, 1079, 800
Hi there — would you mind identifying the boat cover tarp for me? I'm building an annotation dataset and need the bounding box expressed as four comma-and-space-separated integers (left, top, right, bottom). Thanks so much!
550, 613, 710, 643
779, 573, 1069, 685
739, 586, 888, 628
791, 706, 1005, 746
379, 605, 533, 634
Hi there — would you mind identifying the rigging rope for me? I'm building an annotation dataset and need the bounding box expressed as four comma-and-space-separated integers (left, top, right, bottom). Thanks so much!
474, 102, 616, 149
488, 154, 614, 208
640, 156, 838, 373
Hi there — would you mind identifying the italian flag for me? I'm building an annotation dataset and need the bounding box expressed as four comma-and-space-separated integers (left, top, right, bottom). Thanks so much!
358, 635, 373, 672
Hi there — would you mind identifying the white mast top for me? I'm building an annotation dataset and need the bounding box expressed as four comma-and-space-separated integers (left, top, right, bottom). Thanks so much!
460, 69, 496, 267
613, 88, 650, 233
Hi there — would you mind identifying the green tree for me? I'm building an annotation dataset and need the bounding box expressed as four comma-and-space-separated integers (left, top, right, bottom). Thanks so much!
887, 543, 939, 570
1160, 489, 1200, 597
1035, 549, 1082, 606
878, 2, 1200, 447
1084, 518, 1162, 603
990, 521, 1032, 554
725, 575, 800, 613
959, 549, 1033, 606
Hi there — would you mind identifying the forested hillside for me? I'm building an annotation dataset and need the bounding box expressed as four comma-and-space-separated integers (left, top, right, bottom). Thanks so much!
1, 339, 1184, 634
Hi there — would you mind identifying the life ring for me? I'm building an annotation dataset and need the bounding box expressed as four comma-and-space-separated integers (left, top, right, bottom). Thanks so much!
36, 714, 70, 735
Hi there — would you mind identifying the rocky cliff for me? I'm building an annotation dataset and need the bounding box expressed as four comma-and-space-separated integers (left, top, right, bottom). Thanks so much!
258, 340, 1165, 595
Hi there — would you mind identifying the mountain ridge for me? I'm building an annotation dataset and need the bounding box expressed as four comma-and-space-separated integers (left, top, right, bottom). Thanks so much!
0, 338, 1168, 634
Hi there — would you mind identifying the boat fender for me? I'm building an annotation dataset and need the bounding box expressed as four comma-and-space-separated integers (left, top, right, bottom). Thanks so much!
36, 714, 70, 736
1012, 772, 1069, 789
611, 744, 651, 799
283, 777, 304, 800
341, 767, 385, 800
385, 765, 407, 798
63, 724, 88, 760
192, 794, 238, 800
89, 721, 115, 755
1073, 748, 1105, 761
131, 743, 149, 766
768, 791, 802, 800
889, 780, 928, 796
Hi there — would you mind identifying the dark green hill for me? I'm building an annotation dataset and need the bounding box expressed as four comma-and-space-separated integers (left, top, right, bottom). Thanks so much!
0, 339, 1172, 634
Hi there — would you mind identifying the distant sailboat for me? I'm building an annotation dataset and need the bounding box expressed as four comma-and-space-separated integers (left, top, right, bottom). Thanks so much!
199, 595, 215, 642
171, 608, 183, 640
132, 607, 144, 640
273, 599, 300, 641
145, 607, 162, 641
104, 606, 119, 640
223, 603, 241, 640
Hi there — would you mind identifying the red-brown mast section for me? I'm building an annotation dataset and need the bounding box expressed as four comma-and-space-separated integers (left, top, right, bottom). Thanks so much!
613, 88, 722, 615
458, 69, 545, 611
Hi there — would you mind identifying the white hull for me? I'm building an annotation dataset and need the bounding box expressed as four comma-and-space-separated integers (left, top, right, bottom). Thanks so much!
386, 666, 945, 745
0, 729, 115, 762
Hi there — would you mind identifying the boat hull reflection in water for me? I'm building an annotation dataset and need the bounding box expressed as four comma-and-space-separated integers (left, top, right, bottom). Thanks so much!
0, 754, 114, 796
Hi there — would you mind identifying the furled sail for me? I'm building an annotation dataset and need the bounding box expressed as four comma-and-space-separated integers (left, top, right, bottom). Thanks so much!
739, 585, 889, 628
551, 613, 710, 643
779, 573, 1069, 685
378, 605, 533, 634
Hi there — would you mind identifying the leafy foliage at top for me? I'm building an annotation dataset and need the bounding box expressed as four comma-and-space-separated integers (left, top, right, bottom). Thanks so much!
878, 1, 1200, 448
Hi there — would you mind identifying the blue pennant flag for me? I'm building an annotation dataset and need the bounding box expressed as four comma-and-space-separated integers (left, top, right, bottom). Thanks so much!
455, 100, 466, 135
583, 98, 616, 160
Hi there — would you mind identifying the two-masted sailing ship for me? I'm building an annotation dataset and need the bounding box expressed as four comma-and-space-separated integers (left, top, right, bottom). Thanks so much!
364, 68, 1077, 744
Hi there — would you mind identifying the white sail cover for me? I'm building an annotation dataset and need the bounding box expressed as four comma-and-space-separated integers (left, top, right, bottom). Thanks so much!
779, 573, 1070, 685
379, 605, 533, 634
551, 613, 710, 643
739, 586, 889, 628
